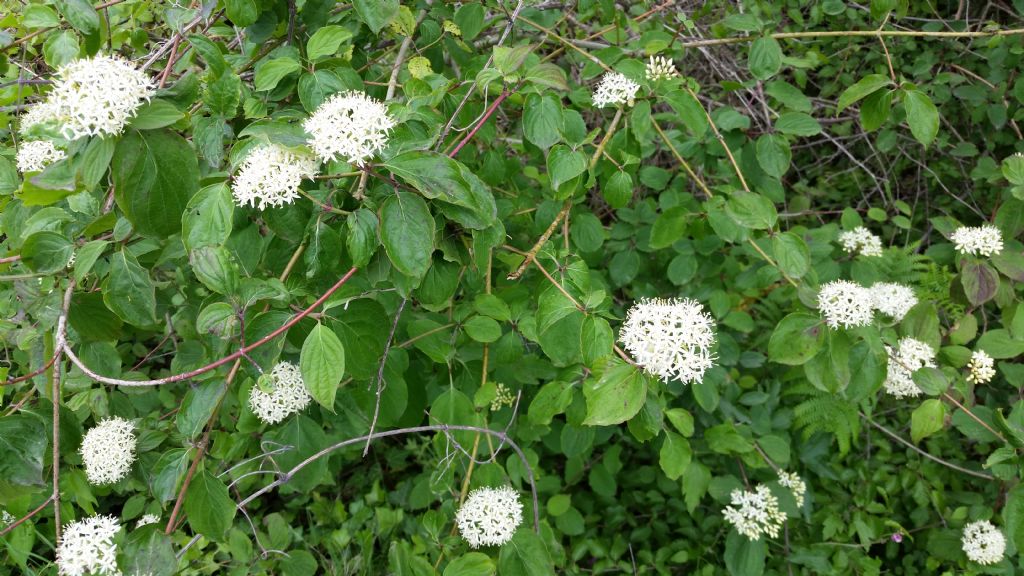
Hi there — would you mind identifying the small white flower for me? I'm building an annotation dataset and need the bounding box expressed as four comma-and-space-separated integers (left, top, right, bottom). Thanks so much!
951, 225, 1003, 257
592, 72, 640, 108
0, 510, 14, 526
777, 471, 806, 508
645, 55, 679, 82
135, 514, 160, 529
837, 226, 883, 257
80, 417, 137, 485
961, 520, 1006, 565
817, 280, 874, 329
31, 54, 153, 140
304, 90, 395, 166
869, 282, 918, 322
56, 515, 121, 576
249, 362, 312, 424
722, 485, 785, 541
456, 485, 523, 548
16, 140, 66, 173
966, 350, 996, 384
18, 99, 61, 135
619, 297, 716, 384
883, 337, 936, 398
231, 144, 317, 210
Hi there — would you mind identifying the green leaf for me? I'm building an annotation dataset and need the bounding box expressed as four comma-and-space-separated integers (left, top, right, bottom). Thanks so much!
353, 0, 399, 34
748, 37, 782, 80
103, 250, 157, 327
224, 0, 259, 27
860, 89, 893, 131
663, 90, 709, 137
911, 366, 949, 395
0, 416, 47, 486
602, 171, 633, 208
464, 316, 502, 343
649, 206, 688, 249
903, 90, 939, 146
547, 145, 587, 198
184, 470, 237, 541
659, 431, 692, 480
583, 360, 649, 426
524, 93, 564, 149
301, 323, 346, 411
112, 129, 199, 237
754, 134, 790, 178
977, 329, 1024, 359
177, 381, 225, 439
775, 112, 821, 136
837, 74, 891, 113
265, 415, 330, 492
726, 192, 778, 230
120, 527, 176, 576
454, 3, 486, 41
182, 183, 234, 250
298, 70, 345, 112
21, 231, 73, 273
380, 193, 434, 278
23, 5, 60, 28
497, 529, 555, 576
43, 30, 79, 68
768, 313, 825, 365
771, 232, 810, 278
725, 531, 766, 576
1002, 154, 1024, 185
306, 25, 354, 60
130, 100, 185, 130
580, 315, 613, 365
190, 246, 240, 296
254, 57, 302, 91
445, 553, 495, 576
346, 208, 378, 268
55, 0, 99, 34
383, 151, 496, 229
910, 399, 947, 443
187, 34, 228, 76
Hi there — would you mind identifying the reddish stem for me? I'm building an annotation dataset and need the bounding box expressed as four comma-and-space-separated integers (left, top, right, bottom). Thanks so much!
1, 354, 57, 387
0, 495, 54, 537
447, 90, 511, 158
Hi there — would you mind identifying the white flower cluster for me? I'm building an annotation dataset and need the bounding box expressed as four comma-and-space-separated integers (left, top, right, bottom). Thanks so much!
249, 362, 312, 424
777, 471, 806, 508
592, 72, 640, 108
56, 515, 121, 576
966, 350, 996, 384
619, 297, 716, 384
883, 337, 936, 398
456, 485, 523, 548
135, 514, 160, 528
837, 226, 883, 257
16, 140, 66, 173
645, 56, 679, 82
951, 225, 1003, 257
817, 280, 874, 329
868, 282, 918, 322
231, 144, 318, 210
490, 383, 515, 412
961, 520, 1006, 565
22, 54, 153, 140
304, 91, 395, 166
80, 417, 137, 485
723, 485, 786, 541
0, 510, 14, 526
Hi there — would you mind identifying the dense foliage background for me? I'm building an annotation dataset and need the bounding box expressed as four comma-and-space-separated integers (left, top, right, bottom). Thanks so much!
2, 0, 1024, 574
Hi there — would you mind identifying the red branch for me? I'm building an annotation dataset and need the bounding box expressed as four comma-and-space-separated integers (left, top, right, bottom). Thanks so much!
0, 495, 54, 537
446, 90, 511, 158
66, 267, 359, 387
1, 354, 57, 387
